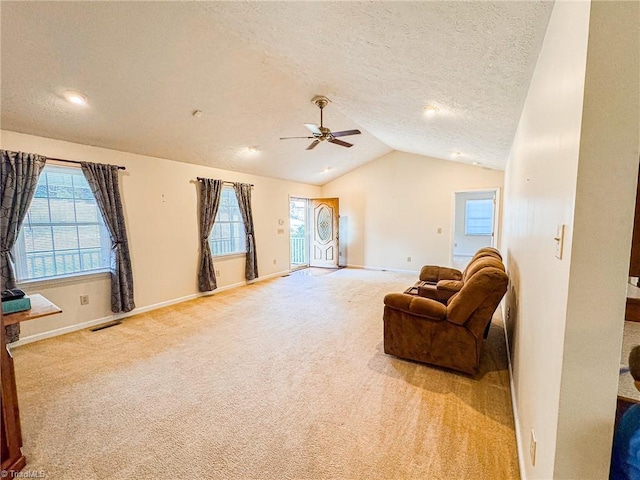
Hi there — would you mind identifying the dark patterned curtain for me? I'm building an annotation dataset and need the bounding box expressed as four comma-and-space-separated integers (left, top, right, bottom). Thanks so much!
233, 182, 258, 281
1, 150, 46, 343
198, 178, 222, 292
81, 162, 135, 313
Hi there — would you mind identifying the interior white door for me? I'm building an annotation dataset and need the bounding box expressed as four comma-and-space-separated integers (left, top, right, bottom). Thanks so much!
310, 198, 339, 268
452, 190, 497, 270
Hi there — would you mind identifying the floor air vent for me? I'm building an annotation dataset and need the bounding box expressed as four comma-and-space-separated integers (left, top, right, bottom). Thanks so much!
90, 320, 122, 332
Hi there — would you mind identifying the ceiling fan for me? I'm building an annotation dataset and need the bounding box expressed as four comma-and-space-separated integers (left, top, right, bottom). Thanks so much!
280, 96, 361, 150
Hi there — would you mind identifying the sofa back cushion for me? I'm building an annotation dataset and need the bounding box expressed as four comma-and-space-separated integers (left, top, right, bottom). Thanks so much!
447, 265, 508, 328
462, 253, 505, 281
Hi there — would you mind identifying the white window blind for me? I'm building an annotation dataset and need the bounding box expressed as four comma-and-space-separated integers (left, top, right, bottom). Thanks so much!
209, 186, 246, 256
13, 165, 111, 281
465, 198, 494, 236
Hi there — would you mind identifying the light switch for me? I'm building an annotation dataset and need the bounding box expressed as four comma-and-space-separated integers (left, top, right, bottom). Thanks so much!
554, 224, 565, 259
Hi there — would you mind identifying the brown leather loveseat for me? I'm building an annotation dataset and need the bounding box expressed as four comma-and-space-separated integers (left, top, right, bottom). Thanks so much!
383, 250, 508, 375
413, 247, 503, 303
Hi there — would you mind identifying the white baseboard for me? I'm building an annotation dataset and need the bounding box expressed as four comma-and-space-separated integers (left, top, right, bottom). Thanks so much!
9, 270, 290, 348
249, 270, 290, 282
502, 309, 526, 480
9, 316, 123, 347
347, 264, 420, 275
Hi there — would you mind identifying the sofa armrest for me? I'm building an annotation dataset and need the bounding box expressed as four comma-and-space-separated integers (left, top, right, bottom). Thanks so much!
437, 279, 464, 293
419, 265, 463, 283
383, 293, 447, 320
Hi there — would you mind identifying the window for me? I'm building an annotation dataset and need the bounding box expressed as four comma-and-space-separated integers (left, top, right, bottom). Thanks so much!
209, 186, 246, 256
465, 198, 494, 236
13, 165, 111, 281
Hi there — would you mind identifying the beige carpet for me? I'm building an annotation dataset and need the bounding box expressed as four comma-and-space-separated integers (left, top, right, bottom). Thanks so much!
620, 320, 640, 400
12, 268, 519, 479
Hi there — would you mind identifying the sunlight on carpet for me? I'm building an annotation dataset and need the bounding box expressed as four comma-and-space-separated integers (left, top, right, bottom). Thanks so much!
12, 268, 518, 479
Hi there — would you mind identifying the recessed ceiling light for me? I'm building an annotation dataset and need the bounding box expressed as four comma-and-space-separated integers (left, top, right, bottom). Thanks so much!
423, 105, 439, 117
451, 151, 462, 157
472, 161, 481, 166
247, 146, 259, 153
321, 167, 332, 174
64, 91, 87, 105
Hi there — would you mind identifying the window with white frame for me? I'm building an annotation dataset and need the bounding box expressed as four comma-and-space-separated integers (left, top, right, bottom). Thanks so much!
13, 165, 111, 281
209, 186, 246, 256
465, 198, 494, 236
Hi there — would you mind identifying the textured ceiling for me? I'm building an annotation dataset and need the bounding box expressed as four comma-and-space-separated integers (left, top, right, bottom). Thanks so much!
0, 1, 553, 185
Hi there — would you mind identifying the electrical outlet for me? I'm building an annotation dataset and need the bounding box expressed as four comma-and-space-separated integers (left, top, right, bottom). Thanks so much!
273, 259, 276, 265
530, 429, 537, 466
437, 227, 442, 234
506, 306, 511, 322
407, 256, 411, 262
215, 269, 221, 276
80, 295, 89, 306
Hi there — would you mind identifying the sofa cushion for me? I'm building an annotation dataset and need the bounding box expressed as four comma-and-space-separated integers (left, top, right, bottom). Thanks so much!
419, 265, 463, 283
447, 267, 508, 326
384, 293, 447, 320
437, 279, 463, 292
462, 256, 505, 281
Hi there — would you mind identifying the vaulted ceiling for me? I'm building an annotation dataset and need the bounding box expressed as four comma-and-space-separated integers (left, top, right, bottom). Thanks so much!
0, 1, 553, 185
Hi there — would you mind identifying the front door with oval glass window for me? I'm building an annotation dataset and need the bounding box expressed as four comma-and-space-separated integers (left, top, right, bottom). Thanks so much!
310, 198, 339, 268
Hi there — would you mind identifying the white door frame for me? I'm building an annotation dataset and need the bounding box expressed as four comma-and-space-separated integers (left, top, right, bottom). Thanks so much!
288, 195, 310, 271
450, 187, 501, 267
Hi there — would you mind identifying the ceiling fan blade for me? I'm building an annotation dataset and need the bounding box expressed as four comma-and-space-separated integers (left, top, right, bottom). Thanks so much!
306, 140, 320, 150
304, 123, 322, 135
280, 136, 315, 140
329, 138, 353, 148
331, 129, 361, 138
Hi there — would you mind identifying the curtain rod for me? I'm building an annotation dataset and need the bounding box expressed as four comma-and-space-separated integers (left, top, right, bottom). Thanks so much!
48, 156, 126, 170
196, 177, 254, 187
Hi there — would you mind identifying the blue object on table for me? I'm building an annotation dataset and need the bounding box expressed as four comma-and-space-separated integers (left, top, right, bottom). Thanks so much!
2, 296, 31, 314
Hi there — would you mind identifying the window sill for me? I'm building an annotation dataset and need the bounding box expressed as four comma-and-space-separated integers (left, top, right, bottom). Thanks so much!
213, 252, 247, 260
17, 269, 111, 289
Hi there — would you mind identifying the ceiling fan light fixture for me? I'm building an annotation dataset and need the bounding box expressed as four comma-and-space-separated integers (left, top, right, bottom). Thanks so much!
64, 91, 87, 106
423, 105, 439, 117
280, 96, 361, 150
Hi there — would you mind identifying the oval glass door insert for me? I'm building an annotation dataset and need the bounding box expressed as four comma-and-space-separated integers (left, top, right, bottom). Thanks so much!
317, 206, 332, 243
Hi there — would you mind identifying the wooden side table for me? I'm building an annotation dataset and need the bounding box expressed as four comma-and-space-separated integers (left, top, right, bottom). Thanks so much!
1, 294, 61, 475
3, 295, 63, 326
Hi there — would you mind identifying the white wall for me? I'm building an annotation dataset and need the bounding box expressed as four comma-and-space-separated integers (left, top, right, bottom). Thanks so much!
321, 150, 504, 271
555, 1, 640, 477
1, 130, 321, 341
502, 1, 640, 478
